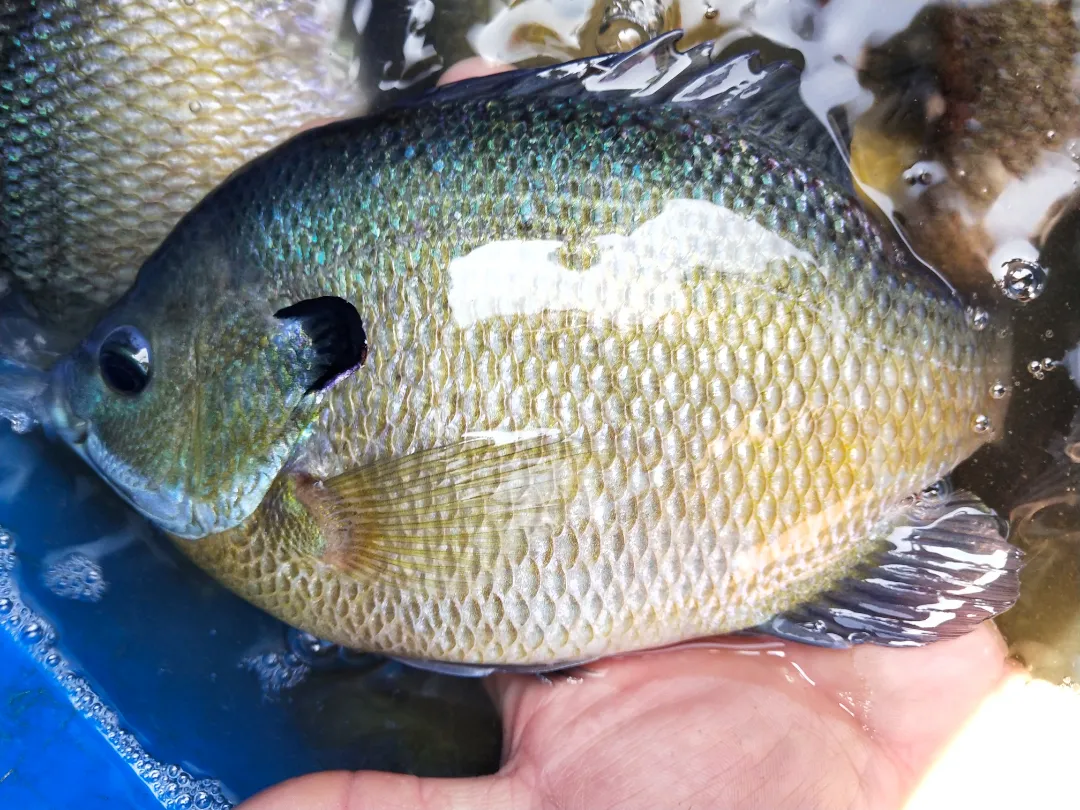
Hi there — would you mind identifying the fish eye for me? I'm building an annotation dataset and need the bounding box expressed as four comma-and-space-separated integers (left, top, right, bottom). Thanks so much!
98, 326, 152, 396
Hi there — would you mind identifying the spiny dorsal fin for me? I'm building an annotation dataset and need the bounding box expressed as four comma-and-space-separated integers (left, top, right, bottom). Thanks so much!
758, 487, 1023, 648
297, 431, 583, 596
394, 30, 851, 192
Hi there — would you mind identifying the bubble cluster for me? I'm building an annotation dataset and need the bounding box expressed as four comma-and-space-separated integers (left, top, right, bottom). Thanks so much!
42, 552, 107, 602
240, 652, 310, 700
1027, 358, 1059, 380
0, 524, 233, 809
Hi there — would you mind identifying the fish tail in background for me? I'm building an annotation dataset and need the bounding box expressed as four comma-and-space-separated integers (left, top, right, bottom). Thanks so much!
758, 489, 1022, 648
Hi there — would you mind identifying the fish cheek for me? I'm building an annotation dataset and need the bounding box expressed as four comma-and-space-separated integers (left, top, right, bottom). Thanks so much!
182, 296, 368, 529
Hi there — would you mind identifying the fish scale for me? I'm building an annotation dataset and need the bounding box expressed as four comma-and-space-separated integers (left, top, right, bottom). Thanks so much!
46, 41, 1018, 667
0, 0, 365, 334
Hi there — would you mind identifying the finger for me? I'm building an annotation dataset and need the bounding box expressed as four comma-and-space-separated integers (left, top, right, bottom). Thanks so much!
438, 56, 514, 86
236, 770, 529, 810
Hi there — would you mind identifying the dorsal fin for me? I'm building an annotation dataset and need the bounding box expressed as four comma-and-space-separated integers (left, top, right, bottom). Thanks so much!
394, 30, 852, 192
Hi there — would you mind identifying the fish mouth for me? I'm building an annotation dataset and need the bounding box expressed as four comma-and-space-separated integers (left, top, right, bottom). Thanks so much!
42, 359, 215, 540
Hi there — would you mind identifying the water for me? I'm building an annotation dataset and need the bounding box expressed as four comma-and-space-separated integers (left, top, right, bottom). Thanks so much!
0, 427, 500, 806
2, 0, 1080, 805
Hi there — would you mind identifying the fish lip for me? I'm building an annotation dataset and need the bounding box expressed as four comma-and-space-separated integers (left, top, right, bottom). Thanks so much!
43, 358, 214, 539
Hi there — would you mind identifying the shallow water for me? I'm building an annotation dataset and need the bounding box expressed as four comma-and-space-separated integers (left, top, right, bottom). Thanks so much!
2, 0, 1080, 805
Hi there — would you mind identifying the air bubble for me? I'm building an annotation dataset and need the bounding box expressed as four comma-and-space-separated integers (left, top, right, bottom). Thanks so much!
972, 414, 992, 434
999, 259, 1047, 303
966, 306, 989, 331
0, 597, 11, 613
1067, 443, 1080, 463
990, 382, 1008, 399
21, 621, 41, 642
0, 532, 12, 549
188, 100, 202, 113
704, 4, 718, 19
597, 0, 667, 53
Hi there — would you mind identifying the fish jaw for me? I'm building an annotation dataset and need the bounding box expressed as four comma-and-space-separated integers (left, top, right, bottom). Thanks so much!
42, 356, 280, 540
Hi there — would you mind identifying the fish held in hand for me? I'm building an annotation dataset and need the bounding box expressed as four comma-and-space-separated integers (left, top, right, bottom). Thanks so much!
44, 34, 1021, 673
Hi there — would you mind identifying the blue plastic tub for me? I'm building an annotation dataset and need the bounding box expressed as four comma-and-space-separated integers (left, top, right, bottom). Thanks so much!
0, 425, 501, 808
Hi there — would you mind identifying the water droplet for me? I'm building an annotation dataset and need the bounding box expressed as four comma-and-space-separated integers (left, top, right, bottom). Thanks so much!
195, 790, 212, 809
1028, 359, 1047, 379
704, 4, 718, 19
999, 259, 1047, 303
0, 597, 11, 614
44, 652, 60, 667
182, 0, 195, 5
966, 306, 989, 331
971, 414, 992, 434
21, 622, 41, 642
188, 99, 201, 113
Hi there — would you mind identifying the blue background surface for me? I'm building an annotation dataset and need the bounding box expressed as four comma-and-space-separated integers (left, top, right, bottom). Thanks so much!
0, 630, 158, 810
0, 425, 500, 807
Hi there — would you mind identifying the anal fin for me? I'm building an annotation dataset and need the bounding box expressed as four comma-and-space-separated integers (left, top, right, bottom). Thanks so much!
758, 488, 1023, 648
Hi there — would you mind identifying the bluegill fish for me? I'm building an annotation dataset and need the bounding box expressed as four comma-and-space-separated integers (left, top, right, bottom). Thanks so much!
43, 35, 1021, 673
0, 0, 370, 336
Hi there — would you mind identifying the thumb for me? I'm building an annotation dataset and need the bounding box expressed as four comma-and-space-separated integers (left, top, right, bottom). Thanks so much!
236, 770, 531, 810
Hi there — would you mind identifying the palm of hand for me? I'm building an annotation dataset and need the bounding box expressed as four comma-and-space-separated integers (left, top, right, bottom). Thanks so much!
242, 626, 1007, 810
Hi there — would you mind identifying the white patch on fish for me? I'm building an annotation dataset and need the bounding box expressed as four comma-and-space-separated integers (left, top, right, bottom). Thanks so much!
446, 198, 819, 329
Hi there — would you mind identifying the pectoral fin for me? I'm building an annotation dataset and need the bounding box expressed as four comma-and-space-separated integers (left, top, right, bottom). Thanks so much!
758, 488, 1023, 648
298, 431, 581, 594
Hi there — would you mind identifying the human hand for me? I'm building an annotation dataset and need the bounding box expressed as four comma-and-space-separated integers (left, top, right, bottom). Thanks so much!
239, 626, 1009, 810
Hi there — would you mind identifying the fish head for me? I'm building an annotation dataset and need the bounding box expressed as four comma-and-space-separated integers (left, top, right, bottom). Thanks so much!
44, 255, 367, 540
